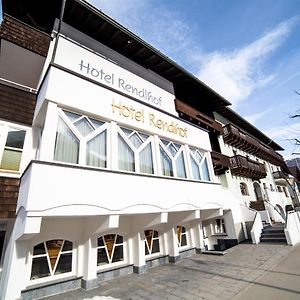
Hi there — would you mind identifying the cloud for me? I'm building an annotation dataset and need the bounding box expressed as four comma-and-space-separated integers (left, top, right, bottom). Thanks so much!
266, 122, 300, 140
244, 108, 273, 124
88, 0, 194, 65
196, 17, 298, 107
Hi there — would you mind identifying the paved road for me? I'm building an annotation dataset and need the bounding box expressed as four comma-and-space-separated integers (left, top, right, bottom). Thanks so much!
45, 242, 297, 300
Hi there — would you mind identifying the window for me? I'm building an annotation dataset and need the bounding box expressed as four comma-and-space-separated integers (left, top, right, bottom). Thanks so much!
277, 186, 282, 192
240, 182, 249, 196
283, 187, 289, 197
31, 240, 73, 280
270, 184, 274, 191
97, 234, 124, 266
54, 110, 107, 167
177, 226, 187, 247
189, 148, 211, 181
159, 139, 187, 178
118, 127, 154, 174
213, 219, 226, 235
0, 127, 26, 171
144, 230, 160, 255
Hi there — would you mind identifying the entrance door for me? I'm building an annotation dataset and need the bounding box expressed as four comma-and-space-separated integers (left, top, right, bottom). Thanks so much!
253, 182, 263, 201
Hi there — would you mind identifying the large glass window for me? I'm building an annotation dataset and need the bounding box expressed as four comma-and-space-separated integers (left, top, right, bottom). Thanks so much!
54, 110, 107, 168
31, 240, 73, 280
0, 128, 26, 171
213, 219, 226, 235
97, 234, 124, 266
118, 127, 154, 174
177, 226, 187, 247
144, 230, 160, 255
159, 139, 187, 178
189, 148, 211, 181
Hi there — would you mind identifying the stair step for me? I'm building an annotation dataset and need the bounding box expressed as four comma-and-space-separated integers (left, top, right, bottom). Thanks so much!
262, 229, 284, 234
261, 233, 285, 237
260, 237, 287, 243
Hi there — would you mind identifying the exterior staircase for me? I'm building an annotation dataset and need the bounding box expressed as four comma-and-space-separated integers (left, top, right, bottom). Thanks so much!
260, 223, 287, 243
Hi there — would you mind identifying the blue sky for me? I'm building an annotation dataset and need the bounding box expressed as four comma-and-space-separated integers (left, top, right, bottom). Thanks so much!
1, 1, 300, 159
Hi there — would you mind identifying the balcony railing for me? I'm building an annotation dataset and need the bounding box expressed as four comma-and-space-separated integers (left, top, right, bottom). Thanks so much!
223, 124, 284, 166
211, 151, 230, 175
229, 155, 267, 179
272, 171, 287, 180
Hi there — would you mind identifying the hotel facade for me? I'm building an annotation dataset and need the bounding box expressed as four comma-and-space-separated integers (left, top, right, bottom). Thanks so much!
0, 1, 297, 299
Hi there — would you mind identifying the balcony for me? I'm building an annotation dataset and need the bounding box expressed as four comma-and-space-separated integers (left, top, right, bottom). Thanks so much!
175, 99, 223, 134
211, 151, 230, 175
229, 155, 267, 179
273, 170, 289, 185
223, 124, 285, 166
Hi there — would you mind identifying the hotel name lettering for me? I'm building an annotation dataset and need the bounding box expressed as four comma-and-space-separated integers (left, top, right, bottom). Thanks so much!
112, 100, 187, 138
79, 60, 163, 107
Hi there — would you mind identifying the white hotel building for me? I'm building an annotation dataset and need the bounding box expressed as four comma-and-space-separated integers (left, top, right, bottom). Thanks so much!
0, 1, 296, 299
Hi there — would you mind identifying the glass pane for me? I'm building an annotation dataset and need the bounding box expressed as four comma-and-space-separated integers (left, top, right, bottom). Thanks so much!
118, 134, 135, 172
145, 241, 149, 255
86, 131, 107, 168
90, 118, 104, 129
152, 239, 160, 253
121, 127, 132, 136
144, 230, 153, 250
64, 111, 81, 122
139, 144, 154, 174
129, 133, 143, 149
46, 240, 63, 271
181, 234, 187, 246
181, 227, 186, 233
201, 158, 211, 181
190, 155, 201, 180
33, 243, 46, 255
104, 234, 115, 259
116, 235, 123, 244
55, 253, 72, 274
62, 240, 73, 252
161, 140, 169, 147
139, 132, 149, 141
160, 146, 173, 177
97, 248, 109, 265
5, 130, 26, 148
98, 236, 104, 247
31, 257, 50, 280
176, 226, 181, 244
176, 152, 187, 178
153, 230, 159, 238
0, 149, 22, 171
194, 151, 203, 164
54, 118, 79, 164
174, 143, 181, 150
168, 143, 178, 157
112, 245, 124, 263
74, 118, 94, 136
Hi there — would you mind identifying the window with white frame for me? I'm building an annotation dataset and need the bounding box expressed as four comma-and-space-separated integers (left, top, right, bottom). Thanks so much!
54, 110, 107, 168
144, 230, 160, 255
177, 226, 187, 247
31, 240, 73, 280
159, 139, 187, 178
117, 127, 154, 174
97, 234, 124, 266
0, 125, 26, 171
189, 148, 211, 181
212, 219, 226, 235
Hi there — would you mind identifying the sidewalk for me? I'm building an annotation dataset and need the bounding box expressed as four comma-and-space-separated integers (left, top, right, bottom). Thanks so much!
44, 242, 298, 300
233, 243, 300, 300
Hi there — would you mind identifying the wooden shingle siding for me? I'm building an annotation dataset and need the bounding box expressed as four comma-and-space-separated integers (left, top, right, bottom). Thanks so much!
0, 177, 20, 218
0, 14, 51, 57
0, 83, 36, 125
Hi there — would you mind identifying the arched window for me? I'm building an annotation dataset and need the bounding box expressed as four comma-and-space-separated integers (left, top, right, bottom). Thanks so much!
177, 226, 187, 247
277, 186, 282, 192
144, 230, 160, 255
240, 182, 249, 196
31, 240, 73, 280
97, 234, 124, 266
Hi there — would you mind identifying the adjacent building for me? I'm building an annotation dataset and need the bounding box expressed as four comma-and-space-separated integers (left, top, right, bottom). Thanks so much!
0, 1, 296, 299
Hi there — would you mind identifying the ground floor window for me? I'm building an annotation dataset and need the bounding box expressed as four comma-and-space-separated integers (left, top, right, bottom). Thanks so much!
177, 226, 187, 247
213, 219, 226, 234
97, 234, 124, 266
31, 240, 73, 280
144, 230, 160, 255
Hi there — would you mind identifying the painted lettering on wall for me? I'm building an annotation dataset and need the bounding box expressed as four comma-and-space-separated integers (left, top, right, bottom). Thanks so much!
79, 60, 163, 107
111, 100, 187, 138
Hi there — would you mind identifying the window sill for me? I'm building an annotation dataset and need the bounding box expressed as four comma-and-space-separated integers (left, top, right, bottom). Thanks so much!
212, 233, 228, 237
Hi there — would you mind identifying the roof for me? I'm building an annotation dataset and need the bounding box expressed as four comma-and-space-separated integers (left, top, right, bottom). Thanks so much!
2, 0, 284, 151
